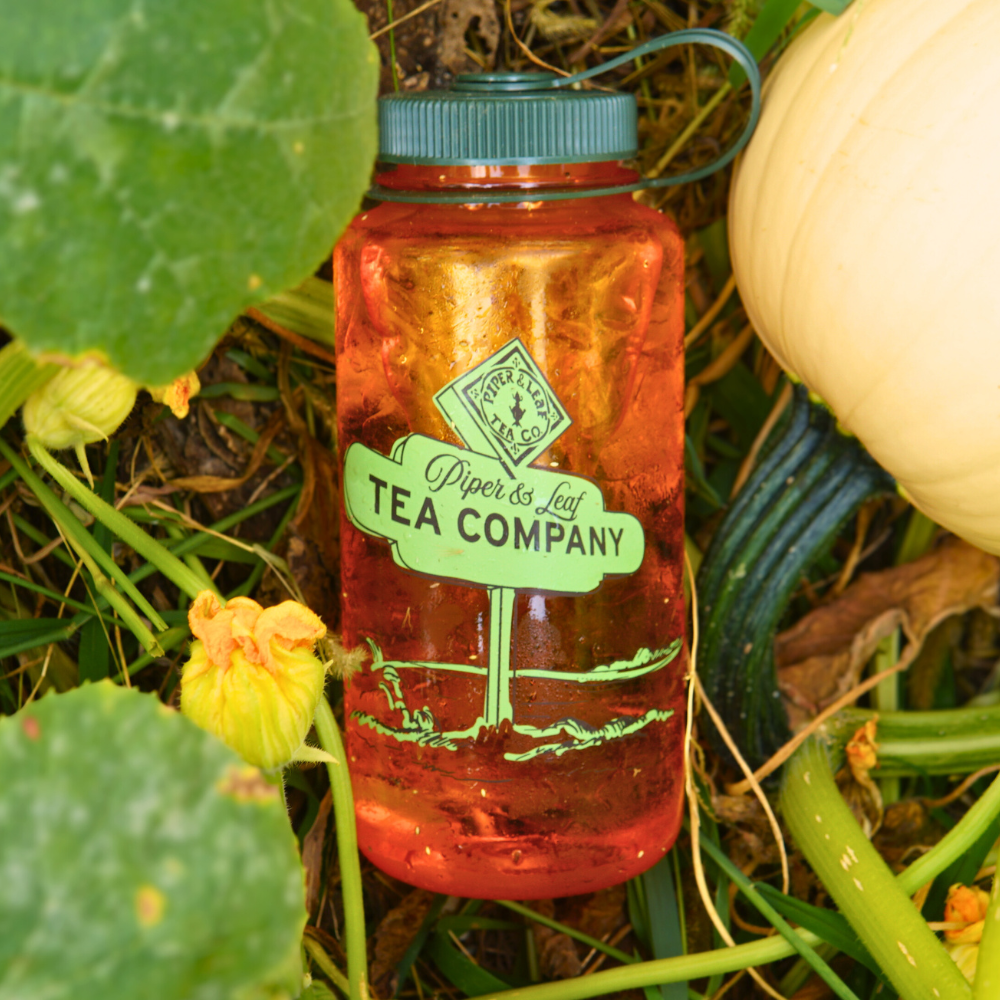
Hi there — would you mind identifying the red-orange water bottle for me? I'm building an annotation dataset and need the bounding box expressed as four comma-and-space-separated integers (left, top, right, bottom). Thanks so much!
334, 34, 759, 899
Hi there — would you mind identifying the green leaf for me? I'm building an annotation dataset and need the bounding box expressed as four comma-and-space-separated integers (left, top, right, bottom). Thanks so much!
302, 983, 339, 1000
428, 932, 515, 997
642, 856, 686, 1000
923, 815, 1000, 922
707, 362, 773, 450
255, 276, 336, 346
0, 342, 56, 434
0, 617, 77, 659
755, 884, 886, 983
728, 0, 799, 86
727, 0, 839, 87
0, 683, 306, 999
0, 0, 378, 384
79, 444, 118, 682
809, 0, 854, 13
394, 894, 447, 997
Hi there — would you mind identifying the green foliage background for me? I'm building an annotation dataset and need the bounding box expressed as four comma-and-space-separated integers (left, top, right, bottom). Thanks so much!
0, 0, 378, 384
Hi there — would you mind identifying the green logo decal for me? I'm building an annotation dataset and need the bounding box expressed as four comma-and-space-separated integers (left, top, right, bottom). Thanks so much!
343, 434, 643, 592
343, 338, 677, 760
434, 339, 571, 474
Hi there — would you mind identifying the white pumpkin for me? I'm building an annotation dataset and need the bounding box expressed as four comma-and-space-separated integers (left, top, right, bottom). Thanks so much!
729, 0, 1000, 553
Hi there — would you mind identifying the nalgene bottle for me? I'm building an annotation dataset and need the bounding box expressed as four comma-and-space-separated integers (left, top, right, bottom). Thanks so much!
335, 72, 687, 899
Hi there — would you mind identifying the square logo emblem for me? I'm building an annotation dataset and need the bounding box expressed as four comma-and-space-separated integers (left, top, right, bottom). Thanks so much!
434, 339, 572, 475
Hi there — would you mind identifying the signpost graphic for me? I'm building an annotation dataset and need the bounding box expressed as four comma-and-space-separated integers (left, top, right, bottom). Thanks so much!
343, 339, 677, 760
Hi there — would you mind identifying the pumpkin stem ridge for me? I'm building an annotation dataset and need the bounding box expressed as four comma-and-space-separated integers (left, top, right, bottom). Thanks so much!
696, 385, 896, 768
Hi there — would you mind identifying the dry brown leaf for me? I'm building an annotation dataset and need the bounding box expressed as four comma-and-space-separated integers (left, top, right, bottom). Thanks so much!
166, 408, 285, 493
712, 794, 766, 827
873, 799, 943, 871
775, 538, 999, 723
790, 980, 835, 1000
530, 899, 582, 980
439, 0, 499, 73
302, 789, 333, 920
370, 887, 437, 998
570, 884, 627, 945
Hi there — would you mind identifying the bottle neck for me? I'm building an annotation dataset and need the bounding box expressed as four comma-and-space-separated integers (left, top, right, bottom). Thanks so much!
374, 161, 639, 193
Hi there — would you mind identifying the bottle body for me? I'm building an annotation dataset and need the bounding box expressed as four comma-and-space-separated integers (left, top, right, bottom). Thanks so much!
334, 163, 687, 898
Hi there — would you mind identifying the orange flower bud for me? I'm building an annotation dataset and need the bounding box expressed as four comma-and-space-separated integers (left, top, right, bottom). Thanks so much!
180, 592, 328, 770
147, 371, 201, 418
944, 883, 989, 944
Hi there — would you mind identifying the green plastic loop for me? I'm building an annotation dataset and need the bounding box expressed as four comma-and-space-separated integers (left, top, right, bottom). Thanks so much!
367, 28, 761, 204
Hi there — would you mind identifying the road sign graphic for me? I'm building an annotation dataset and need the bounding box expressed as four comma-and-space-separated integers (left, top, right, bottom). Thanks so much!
343, 338, 677, 761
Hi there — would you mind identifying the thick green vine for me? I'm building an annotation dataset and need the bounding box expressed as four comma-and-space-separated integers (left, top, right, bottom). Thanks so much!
696, 386, 896, 766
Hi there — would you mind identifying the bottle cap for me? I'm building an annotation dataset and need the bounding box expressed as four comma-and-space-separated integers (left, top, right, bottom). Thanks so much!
378, 72, 637, 166
368, 30, 762, 202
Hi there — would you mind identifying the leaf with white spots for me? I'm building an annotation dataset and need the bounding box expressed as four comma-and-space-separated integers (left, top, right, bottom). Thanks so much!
0, 683, 305, 1000
0, 0, 377, 383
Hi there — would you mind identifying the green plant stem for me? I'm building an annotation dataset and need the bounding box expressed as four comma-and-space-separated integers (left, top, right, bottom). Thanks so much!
899, 769, 1000, 894
697, 835, 859, 1000
126, 484, 301, 592
496, 901, 636, 966
126, 626, 189, 677
163, 522, 216, 592
872, 630, 901, 803
314, 697, 368, 1000
475, 932, 821, 1000
973, 873, 1000, 999
0, 438, 164, 653
828, 703, 1000, 777
649, 83, 731, 178
27, 438, 217, 601
0, 466, 19, 492
474, 766, 1000, 1000
781, 738, 971, 1000
0, 570, 120, 628
304, 936, 351, 997
10, 514, 78, 571
779, 943, 838, 999
896, 508, 938, 565
228, 490, 300, 599
0, 340, 57, 431
0, 438, 167, 628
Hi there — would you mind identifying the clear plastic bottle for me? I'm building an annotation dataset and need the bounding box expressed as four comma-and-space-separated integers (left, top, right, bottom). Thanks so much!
334, 79, 686, 899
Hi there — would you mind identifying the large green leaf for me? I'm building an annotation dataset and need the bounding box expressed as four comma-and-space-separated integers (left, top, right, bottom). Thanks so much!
0, 682, 307, 1000
0, 0, 377, 383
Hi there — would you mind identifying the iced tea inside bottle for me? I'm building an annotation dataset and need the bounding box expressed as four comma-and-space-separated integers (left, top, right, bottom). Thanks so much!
335, 86, 686, 898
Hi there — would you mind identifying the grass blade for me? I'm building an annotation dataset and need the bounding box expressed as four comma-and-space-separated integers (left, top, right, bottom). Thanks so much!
698, 834, 861, 1000
27, 438, 217, 601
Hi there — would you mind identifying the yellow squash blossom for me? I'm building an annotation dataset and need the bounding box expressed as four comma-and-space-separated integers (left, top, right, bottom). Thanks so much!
943, 883, 991, 982
23, 357, 200, 485
23, 363, 138, 452
181, 592, 329, 770
147, 370, 201, 419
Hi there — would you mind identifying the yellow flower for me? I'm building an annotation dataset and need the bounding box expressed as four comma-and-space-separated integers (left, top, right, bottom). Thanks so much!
944, 884, 989, 944
180, 592, 328, 770
23, 362, 138, 451
147, 370, 201, 418
943, 883, 991, 982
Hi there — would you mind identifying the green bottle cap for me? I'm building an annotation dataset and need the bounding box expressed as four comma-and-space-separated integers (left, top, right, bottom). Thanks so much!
378, 72, 637, 166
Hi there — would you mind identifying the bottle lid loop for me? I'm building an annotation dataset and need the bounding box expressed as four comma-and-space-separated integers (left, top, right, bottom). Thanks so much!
367, 28, 761, 204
